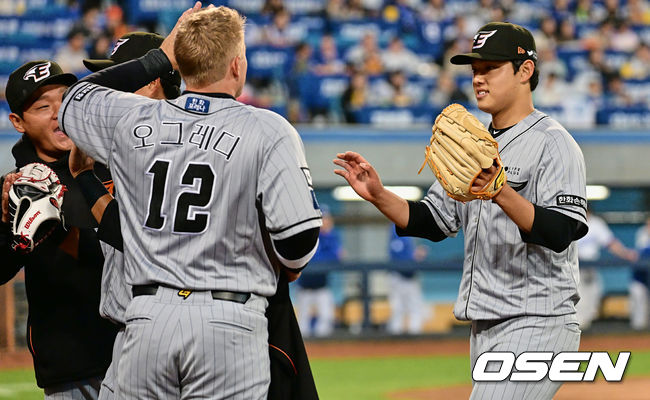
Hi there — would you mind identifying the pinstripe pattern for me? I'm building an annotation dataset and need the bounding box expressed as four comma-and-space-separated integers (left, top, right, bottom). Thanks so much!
469, 314, 580, 400
423, 110, 586, 321
59, 84, 321, 399
60, 85, 322, 296
98, 242, 130, 325
97, 328, 124, 400
44, 377, 103, 400
117, 287, 269, 399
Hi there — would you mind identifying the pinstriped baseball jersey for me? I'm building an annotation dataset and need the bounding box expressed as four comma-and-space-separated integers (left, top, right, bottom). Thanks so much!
98, 241, 129, 324
60, 83, 322, 297
422, 110, 587, 320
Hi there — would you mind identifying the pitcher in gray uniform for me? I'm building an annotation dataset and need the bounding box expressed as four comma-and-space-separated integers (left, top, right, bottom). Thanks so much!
59, 5, 321, 399
335, 22, 588, 400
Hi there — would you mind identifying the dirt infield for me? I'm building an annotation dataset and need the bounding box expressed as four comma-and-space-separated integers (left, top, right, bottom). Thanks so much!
304, 332, 650, 358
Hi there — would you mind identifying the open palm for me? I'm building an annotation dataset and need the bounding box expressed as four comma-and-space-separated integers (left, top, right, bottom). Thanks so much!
333, 151, 384, 203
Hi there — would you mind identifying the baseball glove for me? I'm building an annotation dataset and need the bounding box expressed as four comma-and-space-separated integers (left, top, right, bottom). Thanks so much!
8, 163, 66, 253
419, 104, 506, 202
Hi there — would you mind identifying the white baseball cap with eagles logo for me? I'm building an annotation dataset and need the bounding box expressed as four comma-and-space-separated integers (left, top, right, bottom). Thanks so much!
5, 60, 77, 114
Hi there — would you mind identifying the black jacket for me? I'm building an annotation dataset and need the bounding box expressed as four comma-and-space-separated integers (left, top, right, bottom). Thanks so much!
0, 136, 117, 388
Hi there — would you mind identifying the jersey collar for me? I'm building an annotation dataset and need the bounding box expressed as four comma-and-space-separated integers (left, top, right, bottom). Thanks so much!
182, 90, 236, 100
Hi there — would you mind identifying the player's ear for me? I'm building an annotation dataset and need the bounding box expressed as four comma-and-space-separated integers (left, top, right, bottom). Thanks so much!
231, 55, 241, 80
8, 113, 26, 133
519, 60, 535, 84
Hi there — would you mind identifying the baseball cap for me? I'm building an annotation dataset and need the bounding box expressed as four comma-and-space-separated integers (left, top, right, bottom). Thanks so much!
84, 31, 166, 71
84, 31, 181, 99
450, 22, 537, 65
5, 60, 77, 114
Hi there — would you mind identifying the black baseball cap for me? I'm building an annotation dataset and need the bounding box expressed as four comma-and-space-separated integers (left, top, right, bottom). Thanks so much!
84, 31, 168, 71
450, 22, 537, 65
5, 60, 77, 114
84, 31, 181, 99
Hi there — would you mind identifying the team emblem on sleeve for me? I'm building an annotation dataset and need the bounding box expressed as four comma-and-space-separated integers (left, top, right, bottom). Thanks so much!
23, 62, 52, 83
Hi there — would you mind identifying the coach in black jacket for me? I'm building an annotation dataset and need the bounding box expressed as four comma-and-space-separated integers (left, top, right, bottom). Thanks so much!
0, 61, 117, 398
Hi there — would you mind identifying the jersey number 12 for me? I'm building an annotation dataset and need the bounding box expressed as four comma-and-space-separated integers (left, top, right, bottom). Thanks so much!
144, 159, 215, 234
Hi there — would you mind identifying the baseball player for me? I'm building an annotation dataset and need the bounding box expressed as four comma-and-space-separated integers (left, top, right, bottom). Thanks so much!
69, 30, 183, 400
335, 22, 588, 399
0, 60, 118, 399
59, 5, 322, 399
576, 210, 637, 329
70, 22, 319, 400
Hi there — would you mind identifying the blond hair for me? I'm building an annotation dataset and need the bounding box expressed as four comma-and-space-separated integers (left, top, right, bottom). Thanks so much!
174, 6, 246, 87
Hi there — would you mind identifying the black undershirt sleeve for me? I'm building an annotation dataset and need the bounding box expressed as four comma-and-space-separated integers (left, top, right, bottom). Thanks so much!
64, 49, 172, 98
272, 227, 320, 270
97, 200, 124, 252
520, 205, 587, 253
395, 200, 447, 242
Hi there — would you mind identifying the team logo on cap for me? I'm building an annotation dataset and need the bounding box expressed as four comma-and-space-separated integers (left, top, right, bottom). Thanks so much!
111, 38, 129, 56
472, 30, 497, 49
23, 62, 52, 83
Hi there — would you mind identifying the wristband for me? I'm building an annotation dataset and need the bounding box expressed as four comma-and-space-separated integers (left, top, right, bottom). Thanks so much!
75, 170, 109, 207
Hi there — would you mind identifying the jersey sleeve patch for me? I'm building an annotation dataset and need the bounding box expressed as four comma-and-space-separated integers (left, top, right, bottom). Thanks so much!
556, 194, 587, 210
73, 83, 98, 101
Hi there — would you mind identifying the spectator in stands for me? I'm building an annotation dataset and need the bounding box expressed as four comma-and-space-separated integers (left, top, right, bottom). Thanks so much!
313, 34, 346, 75
583, 18, 614, 50
87, 32, 112, 60
429, 70, 470, 108
381, 36, 423, 74
555, 18, 581, 50
341, 70, 370, 123
534, 15, 559, 51
620, 44, 650, 80
626, 0, 650, 25
346, 31, 381, 72
535, 72, 569, 107
385, 0, 419, 34
374, 70, 420, 107
362, 47, 385, 76
574, 0, 598, 24
630, 217, 650, 330
551, 0, 573, 21
325, 0, 367, 21
418, 0, 450, 22
387, 226, 428, 335
71, 5, 102, 41
263, 7, 299, 48
537, 45, 568, 81
604, 74, 636, 106
296, 207, 343, 337
610, 19, 640, 53
54, 27, 89, 75
261, 0, 285, 18
104, 4, 129, 42
576, 210, 638, 329
288, 42, 315, 122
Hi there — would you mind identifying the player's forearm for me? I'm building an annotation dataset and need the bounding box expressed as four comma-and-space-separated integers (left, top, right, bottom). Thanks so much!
492, 184, 535, 233
371, 188, 410, 229
76, 49, 172, 93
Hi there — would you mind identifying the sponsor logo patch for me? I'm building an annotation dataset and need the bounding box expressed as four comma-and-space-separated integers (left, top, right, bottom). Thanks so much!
73, 83, 98, 101
556, 194, 587, 210
185, 97, 210, 113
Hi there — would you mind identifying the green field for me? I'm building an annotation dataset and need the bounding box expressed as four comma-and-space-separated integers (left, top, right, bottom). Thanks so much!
1, 351, 649, 400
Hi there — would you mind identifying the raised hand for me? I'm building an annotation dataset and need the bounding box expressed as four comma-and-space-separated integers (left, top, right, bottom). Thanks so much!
333, 151, 385, 203
160, 1, 203, 70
